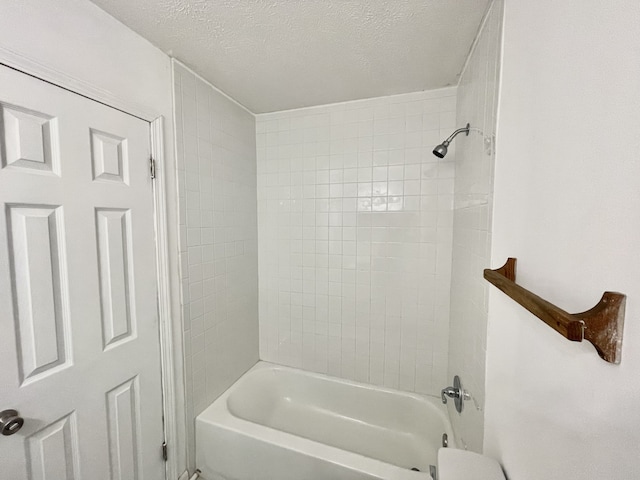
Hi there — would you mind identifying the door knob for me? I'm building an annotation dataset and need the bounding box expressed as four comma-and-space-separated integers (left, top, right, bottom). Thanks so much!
0, 409, 24, 436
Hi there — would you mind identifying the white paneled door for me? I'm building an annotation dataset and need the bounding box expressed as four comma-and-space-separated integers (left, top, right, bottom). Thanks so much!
0, 65, 165, 479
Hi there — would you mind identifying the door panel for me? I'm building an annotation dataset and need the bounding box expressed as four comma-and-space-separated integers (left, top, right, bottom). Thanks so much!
96, 207, 135, 349
7, 204, 69, 384
26, 412, 80, 480
0, 65, 165, 479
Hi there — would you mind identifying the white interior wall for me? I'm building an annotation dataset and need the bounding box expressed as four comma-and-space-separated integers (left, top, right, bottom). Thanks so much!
0, 0, 171, 118
485, 1, 640, 479
0, 0, 186, 475
447, 0, 503, 452
173, 61, 259, 472
256, 90, 456, 395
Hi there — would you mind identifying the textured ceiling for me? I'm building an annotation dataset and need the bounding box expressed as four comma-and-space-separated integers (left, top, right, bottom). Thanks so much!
89, 0, 491, 113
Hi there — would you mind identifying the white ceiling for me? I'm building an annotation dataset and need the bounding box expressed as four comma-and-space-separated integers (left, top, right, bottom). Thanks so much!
89, 0, 491, 113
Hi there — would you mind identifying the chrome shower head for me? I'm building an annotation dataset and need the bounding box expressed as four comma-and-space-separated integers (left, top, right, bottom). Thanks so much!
432, 142, 449, 158
433, 123, 470, 158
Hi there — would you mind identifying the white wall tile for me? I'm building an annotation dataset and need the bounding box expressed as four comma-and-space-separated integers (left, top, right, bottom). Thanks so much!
257, 88, 456, 396
447, 0, 503, 453
173, 62, 259, 470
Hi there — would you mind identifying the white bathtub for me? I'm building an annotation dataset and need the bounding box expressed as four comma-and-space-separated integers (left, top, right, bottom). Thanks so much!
196, 362, 454, 480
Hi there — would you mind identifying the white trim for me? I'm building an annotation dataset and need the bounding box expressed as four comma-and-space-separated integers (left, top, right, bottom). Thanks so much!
151, 117, 181, 480
169, 63, 190, 477
172, 58, 254, 116
0, 45, 160, 122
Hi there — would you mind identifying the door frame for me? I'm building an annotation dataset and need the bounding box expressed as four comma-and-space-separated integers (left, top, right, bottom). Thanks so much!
0, 45, 182, 480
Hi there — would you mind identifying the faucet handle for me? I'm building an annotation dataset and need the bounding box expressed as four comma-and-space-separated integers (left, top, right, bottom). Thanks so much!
441, 389, 449, 404
441, 386, 460, 404
441, 375, 465, 413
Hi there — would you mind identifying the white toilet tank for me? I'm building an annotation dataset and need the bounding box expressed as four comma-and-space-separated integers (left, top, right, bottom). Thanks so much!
438, 448, 506, 480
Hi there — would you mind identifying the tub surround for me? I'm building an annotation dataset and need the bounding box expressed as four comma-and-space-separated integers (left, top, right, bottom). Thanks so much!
173, 61, 259, 471
256, 89, 457, 396
447, 0, 503, 452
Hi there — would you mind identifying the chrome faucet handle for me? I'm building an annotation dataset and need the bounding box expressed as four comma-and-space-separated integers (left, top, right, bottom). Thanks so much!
441, 375, 465, 413
441, 386, 460, 404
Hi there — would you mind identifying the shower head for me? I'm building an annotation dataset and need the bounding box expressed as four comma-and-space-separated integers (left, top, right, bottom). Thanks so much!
432, 142, 449, 158
433, 123, 470, 158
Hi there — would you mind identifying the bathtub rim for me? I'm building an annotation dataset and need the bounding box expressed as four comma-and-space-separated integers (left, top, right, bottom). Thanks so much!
196, 361, 456, 479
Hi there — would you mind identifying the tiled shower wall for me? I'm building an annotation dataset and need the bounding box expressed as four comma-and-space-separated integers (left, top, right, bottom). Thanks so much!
173, 61, 259, 469
447, 0, 503, 452
257, 89, 456, 395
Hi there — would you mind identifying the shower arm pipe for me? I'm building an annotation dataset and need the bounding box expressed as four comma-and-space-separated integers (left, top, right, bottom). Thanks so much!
441, 123, 470, 145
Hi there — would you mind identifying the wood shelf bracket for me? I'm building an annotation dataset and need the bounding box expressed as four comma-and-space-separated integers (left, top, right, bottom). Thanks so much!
484, 258, 626, 364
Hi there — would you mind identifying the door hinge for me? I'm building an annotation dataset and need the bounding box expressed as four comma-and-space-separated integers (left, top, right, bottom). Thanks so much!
161, 441, 168, 461
150, 156, 156, 179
